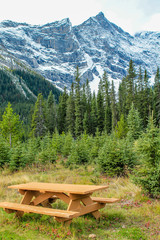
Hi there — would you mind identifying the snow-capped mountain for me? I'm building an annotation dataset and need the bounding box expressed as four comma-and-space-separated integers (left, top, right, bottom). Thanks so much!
0, 12, 159, 90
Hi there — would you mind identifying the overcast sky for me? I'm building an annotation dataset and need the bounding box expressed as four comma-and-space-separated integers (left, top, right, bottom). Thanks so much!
0, 0, 160, 35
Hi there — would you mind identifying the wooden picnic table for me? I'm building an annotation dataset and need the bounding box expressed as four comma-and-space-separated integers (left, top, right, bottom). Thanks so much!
0, 182, 119, 224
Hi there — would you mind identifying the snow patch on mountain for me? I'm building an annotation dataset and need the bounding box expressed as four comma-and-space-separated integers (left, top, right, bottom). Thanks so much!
0, 13, 159, 91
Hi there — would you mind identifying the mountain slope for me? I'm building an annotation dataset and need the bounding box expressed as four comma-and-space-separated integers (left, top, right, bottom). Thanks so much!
0, 12, 159, 90
0, 68, 61, 106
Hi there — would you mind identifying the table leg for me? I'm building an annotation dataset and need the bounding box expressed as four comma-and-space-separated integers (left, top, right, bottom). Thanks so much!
16, 191, 34, 217
81, 196, 101, 219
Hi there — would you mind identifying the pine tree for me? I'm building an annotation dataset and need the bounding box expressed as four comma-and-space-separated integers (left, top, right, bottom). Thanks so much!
153, 67, 160, 126
142, 69, 150, 127
110, 81, 117, 130
66, 83, 75, 135
0, 102, 23, 147
74, 66, 83, 137
31, 93, 46, 138
127, 103, 142, 140
84, 79, 92, 134
118, 77, 127, 118
90, 91, 97, 135
115, 114, 128, 139
133, 115, 160, 197
102, 72, 112, 133
81, 83, 87, 123
136, 66, 144, 119
126, 60, 136, 112
57, 87, 68, 134
97, 79, 104, 133
46, 91, 56, 134
137, 66, 143, 92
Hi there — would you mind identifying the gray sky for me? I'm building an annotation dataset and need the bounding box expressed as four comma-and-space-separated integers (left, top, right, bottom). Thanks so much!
0, 0, 160, 35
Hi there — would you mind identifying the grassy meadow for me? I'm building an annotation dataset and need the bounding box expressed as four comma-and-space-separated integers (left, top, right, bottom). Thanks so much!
0, 163, 160, 240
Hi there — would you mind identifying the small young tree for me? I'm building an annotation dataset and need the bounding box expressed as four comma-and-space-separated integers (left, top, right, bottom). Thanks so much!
115, 114, 128, 139
31, 93, 46, 138
153, 67, 160, 126
127, 103, 142, 140
46, 91, 56, 134
74, 67, 83, 136
0, 102, 23, 147
97, 79, 104, 133
57, 88, 68, 134
133, 116, 160, 198
0, 135, 10, 167
98, 136, 135, 176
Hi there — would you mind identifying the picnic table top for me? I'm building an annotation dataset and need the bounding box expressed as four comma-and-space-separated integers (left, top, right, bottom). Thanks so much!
8, 182, 108, 195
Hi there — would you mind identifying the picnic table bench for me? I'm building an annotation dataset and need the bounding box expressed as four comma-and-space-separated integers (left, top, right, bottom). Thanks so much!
0, 182, 119, 224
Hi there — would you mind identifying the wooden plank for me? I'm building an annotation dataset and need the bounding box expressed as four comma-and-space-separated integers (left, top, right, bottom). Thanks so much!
16, 190, 34, 217
81, 196, 101, 219
67, 199, 82, 212
33, 192, 54, 206
54, 193, 70, 204
78, 202, 103, 217
91, 197, 119, 203
69, 193, 91, 200
20, 191, 34, 204
0, 202, 79, 218
8, 183, 108, 195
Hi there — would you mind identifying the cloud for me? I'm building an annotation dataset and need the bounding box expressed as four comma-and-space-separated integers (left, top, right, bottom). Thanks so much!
138, 0, 160, 15
0, 0, 159, 34
142, 13, 160, 31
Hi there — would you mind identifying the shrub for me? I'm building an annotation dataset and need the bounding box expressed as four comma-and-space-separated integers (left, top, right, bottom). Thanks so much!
23, 137, 40, 165
9, 141, 26, 171
89, 131, 106, 161
61, 132, 74, 157
97, 136, 136, 176
37, 134, 57, 164
133, 117, 160, 198
52, 130, 65, 154
0, 136, 10, 168
66, 133, 90, 165
37, 149, 57, 164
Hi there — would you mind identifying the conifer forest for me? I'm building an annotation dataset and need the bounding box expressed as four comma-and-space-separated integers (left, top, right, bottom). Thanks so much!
0, 60, 160, 198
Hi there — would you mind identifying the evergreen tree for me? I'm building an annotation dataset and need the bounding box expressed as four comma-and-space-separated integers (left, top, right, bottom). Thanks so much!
0, 102, 23, 147
57, 87, 68, 134
143, 69, 150, 127
97, 79, 104, 133
84, 79, 92, 134
74, 66, 83, 136
153, 67, 160, 126
90, 91, 97, 135
133, 115, 160, 197
136, 66, 144, 119
102, 72, 112, 133
118, 77, 127, 118
81, 83, 87, 124
66, 83, 75, 135
31, 93, 46, 138
127, 103, 142, 140
110, 81, 117, 130
126, 60, 136, 112
46, 91, 56, 134
115, 114, 128, 139
137, 66, 143, 92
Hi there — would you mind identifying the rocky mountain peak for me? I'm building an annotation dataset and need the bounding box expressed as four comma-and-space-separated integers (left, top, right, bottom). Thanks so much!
0, 12, 159, 91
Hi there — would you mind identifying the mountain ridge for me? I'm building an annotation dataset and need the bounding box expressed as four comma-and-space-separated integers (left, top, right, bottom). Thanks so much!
0, 12, 159, 91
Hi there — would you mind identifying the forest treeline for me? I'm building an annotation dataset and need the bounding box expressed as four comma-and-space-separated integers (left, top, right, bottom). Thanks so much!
30, 60, 160, 138
0, 60, 160, 198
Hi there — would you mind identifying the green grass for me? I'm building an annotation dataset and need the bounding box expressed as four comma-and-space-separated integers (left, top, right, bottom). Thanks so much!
0, 163, 160, 240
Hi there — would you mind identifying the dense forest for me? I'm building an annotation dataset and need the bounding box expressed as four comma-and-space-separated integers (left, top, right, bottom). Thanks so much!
0, 60, 160, 198
0, 68, 61, 124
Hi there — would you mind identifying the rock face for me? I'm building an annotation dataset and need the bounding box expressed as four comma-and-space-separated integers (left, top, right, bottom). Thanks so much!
0, 12, 160, 90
